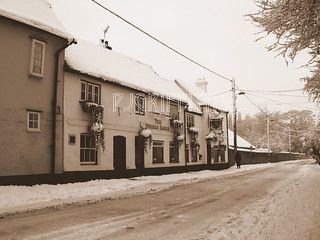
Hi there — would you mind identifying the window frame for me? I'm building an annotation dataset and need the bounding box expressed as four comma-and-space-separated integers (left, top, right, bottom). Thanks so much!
186, 114, 195, 128
135, 94, 146, 115
27, 111, 41, 132
80, 80, 101, 104
152, 140, 164, 164
29, 39, 46, 77
209, 119, 222, 131
169, 141, 179, 163
80, 133, 97, 165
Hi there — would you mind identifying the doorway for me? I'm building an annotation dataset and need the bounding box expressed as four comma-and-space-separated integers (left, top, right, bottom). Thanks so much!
135, 136, 145, 172
113, 136, 126, 171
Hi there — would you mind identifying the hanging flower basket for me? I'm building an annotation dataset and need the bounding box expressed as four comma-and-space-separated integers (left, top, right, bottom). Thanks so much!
188, 127, 199, 135
81, 101, 105, 151
205, 132, 214, 140
138, 125, 152, 152
170, 119, 183, 128
170, 118, 184, 146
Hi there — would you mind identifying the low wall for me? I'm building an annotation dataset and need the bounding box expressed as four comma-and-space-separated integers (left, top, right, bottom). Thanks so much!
228, 149, 310, 166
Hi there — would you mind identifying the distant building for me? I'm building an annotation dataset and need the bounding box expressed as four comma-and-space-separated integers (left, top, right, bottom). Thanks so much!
175, 79, 229, 168
228, 130, 255, 151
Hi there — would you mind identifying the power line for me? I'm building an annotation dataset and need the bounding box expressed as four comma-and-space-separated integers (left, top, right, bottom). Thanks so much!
243, 90, 307, 98
246, 92, 319, 111
241, 88, 304, 93
208, 90, 232, 97
90, 0, 232, 83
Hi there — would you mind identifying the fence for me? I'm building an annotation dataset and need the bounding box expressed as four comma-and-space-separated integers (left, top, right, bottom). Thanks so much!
228, 149, 310, 166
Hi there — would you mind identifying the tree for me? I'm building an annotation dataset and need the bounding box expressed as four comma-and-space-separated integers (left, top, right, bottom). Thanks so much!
236, 110, 317, 153
249, 0, 320, 101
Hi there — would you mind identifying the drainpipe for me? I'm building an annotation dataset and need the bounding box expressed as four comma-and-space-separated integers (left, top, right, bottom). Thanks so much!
184, 104, 188, 172
51, 38, 77, 174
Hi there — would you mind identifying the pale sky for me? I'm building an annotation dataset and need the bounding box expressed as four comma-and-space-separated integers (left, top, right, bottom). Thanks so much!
51, 0, 319, 115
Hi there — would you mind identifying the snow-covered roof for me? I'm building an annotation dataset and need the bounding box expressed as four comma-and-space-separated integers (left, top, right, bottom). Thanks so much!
65, 40, 188, 103
0, 0, 71, 40
175, 79, 228, 113
228, 130, 255, 149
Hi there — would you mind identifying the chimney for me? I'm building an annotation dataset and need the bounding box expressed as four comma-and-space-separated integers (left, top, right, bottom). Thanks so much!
100, 26, 112, 50
195, 78, 208, 92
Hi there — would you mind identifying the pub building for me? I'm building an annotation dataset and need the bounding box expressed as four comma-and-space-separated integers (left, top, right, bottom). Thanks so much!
63, 39, 191, 177
62, 39, 229, 178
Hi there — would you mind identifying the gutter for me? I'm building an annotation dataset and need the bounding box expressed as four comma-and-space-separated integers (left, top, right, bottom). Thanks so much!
184, 104, 188, 171
51, 38, 77, 174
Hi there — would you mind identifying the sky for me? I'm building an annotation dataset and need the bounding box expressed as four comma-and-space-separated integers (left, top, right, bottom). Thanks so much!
51, 0, 319, 115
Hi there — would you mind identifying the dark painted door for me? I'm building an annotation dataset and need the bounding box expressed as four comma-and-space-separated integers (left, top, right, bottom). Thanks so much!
207, 143, 211, 165
113, 136, 126, 171
135, 136, 145, 171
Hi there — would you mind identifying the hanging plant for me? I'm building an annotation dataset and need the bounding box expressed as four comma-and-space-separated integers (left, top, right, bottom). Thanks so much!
81, 101, 105, 151
188, 127, 199, 135
189, 127, 200, 151
205, 132, 214, 141
170, 118, 184, 146
138, 124, 152, 152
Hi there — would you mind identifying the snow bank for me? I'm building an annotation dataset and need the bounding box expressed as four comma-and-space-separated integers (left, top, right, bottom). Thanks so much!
65, 40, 188, 103
0, 163, 273, 217
0, 0, 71, 39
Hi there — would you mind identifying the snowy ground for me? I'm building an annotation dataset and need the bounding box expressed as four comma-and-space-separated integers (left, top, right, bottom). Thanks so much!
0, 163, 273, 217
0, 159, 319, 240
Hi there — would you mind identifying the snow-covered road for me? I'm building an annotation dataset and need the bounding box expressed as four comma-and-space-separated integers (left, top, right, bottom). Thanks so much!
0, 159, 319, 240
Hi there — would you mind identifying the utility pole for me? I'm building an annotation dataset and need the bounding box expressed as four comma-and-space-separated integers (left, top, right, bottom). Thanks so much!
288, 126, 291, 153
232, 78, 237, 155
267, 114, 270, 161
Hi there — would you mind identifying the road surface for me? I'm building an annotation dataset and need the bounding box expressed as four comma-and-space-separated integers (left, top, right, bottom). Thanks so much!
0, 159, 319, 240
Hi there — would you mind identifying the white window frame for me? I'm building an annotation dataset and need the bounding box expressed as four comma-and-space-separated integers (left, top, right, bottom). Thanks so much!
29, 39, 46, 77
186, 114, 195, 128
169, 141, 179, 163
152, 140, 164, 164
27, 111, 41, 132
80, 80, 101, 104
80, 133, 97, 165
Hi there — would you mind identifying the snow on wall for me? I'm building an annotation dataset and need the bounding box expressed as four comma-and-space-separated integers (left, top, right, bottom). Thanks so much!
0, 0, 71, 39
65, 40, 189, 103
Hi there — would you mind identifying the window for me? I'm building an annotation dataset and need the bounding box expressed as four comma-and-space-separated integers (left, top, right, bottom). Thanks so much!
209, 119, 222, 131
80, 81, 101, 104
152, 140, 164, 163
27, 111, 40, 131
30, 39, 45, 77
69, 135, 76, 144
80, 133, 97, 164
186, 114, 195, 128
135, 95, 145, 115
170, 104, 179, 120
191, 144, 198, 162
169, 142, 179, 163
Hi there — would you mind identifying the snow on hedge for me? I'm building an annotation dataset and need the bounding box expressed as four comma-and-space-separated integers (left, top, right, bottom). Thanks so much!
0, 0, 71, 39
65, 40, 189, 103
0, 163, 273, 217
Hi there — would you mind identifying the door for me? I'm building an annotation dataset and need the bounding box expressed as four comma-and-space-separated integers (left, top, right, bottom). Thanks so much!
135, 136, 145, 171
207, 142, 211, 165
113, 136, 126, 171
